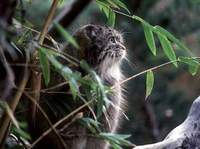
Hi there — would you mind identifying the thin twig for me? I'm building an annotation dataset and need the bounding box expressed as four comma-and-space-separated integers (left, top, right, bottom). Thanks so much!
24, 92, 68, 149
26, 82, 69, 93
0, 63, 29, 147
28, 0, 66, 148
59, 112, 83, 133
9, 63, 40, 68
38, 0, 59, 45
29, 0, 59, 138
0, 47, 15, 100
77, 94, 97, 121
41, 44, 80, 64
30, 99, 94, 149
112, 61, 176, 90
113, 57, 200, 89
42, 82, 69, 91
14, 80, 69, 94
41, 91, 71, 94
22, 24, 52, 41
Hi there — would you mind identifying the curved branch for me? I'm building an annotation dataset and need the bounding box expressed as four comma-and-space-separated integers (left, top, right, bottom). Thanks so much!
134, 96, 200, 149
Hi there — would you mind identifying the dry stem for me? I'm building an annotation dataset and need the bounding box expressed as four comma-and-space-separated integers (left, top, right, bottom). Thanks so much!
30, 99, 94, 148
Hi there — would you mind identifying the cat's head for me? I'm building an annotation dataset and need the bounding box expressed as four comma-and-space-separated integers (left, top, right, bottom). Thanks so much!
75, 24, 126, 68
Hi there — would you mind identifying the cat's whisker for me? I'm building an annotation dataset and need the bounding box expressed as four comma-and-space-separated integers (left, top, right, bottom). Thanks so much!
124, 57, 135, 71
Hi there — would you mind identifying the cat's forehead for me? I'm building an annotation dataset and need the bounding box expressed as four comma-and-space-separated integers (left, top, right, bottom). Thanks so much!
103, 27, 123, 41
106, 27, 120, 35
100, 26, 117, 34
79, 24, 123, 42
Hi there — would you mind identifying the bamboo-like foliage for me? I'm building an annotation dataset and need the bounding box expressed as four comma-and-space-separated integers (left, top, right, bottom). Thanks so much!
0, 0, 199, 149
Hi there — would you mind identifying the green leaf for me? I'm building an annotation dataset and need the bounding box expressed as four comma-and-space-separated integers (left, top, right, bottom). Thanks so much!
96, 0, 130, 15
178, 57, 200, 66
113, 0, 130, 14
58, 0, 64, 3
145, 70, 154, 99
107, 9, 116, 27
142, 23, 157, 56
157, 33, 178, 67
97, 2, 103, 11
40, 46, 73, 63
80, 60, 108, 117
189, 64, 199, 76
154, 26, 191, 53
0, 101, 19, 129
54, 22, 79, 49
178, 57, 200, 76
132, 15, 147, 24
96, 0, 118, 27
96, 0, 110, 18
39, 48, 50, 86
110, 143, 123, 149
43, 50, 79, 99
102, 5, 110, 18
18, 121, 28, 129
99, 133, 131, 140
16, 30, 32, 45
99, 133, 132, 146
79, 117, 100, 134
80, 60, 91, 72
51, 56, 79, 99
12, 127, 31, 140
62, 66, 79, 99
107, 0, 120, 9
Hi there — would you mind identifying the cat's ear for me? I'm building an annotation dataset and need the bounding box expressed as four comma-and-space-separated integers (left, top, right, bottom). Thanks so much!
85, 24, 97, 39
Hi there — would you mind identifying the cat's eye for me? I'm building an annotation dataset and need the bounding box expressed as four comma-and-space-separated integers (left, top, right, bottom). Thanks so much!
110, 37, 115, 43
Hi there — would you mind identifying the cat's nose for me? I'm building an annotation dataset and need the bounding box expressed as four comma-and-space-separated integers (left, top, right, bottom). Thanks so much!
117, 43, 126, 51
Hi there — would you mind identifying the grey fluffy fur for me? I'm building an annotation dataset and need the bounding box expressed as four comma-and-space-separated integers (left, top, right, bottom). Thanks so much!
65, 24, 126, 149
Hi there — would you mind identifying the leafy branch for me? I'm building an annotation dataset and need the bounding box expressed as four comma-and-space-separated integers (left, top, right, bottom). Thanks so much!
95, 0, 199, 100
